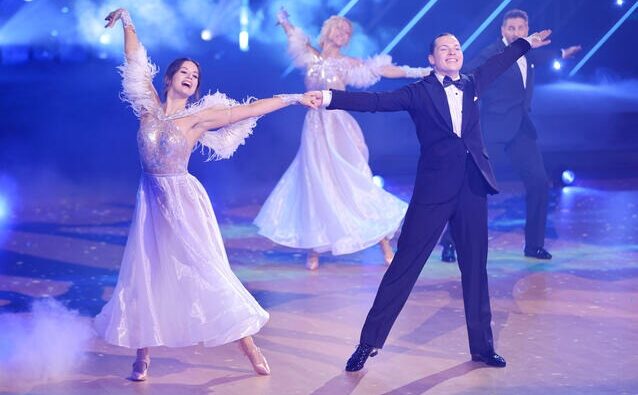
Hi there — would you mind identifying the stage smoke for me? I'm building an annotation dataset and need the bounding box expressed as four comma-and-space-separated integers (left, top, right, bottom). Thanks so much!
0, 298, 94, 384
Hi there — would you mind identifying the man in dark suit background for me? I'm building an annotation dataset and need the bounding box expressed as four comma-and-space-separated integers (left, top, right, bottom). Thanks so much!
440, 9, 581, 262
308, 28, 552, 371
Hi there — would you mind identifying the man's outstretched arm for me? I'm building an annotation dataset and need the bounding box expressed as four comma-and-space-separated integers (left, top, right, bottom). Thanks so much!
307, 85, 414, 113
473, 30, 551, 94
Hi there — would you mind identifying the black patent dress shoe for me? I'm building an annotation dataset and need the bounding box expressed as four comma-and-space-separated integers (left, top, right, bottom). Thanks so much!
524, 247, 552, 260
441, 243, 456, 263
471, 352, 506, 367
345, 344, 378, 372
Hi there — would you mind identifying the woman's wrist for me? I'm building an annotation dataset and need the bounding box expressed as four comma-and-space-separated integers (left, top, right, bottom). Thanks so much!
120, 9, 134, 29
274, 94, 303, 105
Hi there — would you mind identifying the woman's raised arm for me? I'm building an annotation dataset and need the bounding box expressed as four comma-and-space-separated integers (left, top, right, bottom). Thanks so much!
105, 8, 141, 63
104, 9, 160, 117
276, 8, 319, 64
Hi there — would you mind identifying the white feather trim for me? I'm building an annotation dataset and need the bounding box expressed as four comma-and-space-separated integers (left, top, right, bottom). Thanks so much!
117, 45, 160, 118
346, 54, 393, 88
184, 92, 260, 161
287, 26, 318, 68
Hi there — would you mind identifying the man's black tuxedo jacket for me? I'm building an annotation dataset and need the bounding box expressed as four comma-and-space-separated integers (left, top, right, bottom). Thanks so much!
465, 39, 539, 143
327, 38, 531, 205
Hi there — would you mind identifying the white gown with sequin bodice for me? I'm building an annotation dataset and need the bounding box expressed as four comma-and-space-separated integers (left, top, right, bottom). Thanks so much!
94, 46, 268, 348
254, 27, 408, 255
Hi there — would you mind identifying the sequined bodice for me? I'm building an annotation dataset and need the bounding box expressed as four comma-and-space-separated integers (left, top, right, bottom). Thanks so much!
137, 115, 191, 175
305, 57, 349, 90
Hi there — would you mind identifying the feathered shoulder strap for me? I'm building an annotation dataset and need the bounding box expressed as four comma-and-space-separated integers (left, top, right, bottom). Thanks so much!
173, 92, 260, 161
345, 54, 394, 88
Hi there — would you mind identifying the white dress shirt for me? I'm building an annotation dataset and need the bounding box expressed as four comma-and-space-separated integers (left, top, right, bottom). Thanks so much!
321, 36, 536, 140
321, 72, 464, 137
434, 72, 463, 138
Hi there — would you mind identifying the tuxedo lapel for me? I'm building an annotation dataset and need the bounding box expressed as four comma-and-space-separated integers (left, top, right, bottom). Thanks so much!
526, 57, 534, 89
460, 74, 473, 134
495, 39, 526, 90
423, 75, 454, 133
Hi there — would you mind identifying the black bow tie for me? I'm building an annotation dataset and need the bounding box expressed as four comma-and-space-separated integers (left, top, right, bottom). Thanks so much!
442, 76, 466, 90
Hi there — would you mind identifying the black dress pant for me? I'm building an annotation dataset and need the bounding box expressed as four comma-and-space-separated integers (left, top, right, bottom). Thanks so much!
360, 157, 495, 356
504, 127, 549, 249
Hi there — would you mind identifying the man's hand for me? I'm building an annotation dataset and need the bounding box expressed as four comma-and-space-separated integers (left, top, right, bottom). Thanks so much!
561, 45, 582, 59
300, 92, 321, 109
526, 29, 552, 49
303, 91, 323, 108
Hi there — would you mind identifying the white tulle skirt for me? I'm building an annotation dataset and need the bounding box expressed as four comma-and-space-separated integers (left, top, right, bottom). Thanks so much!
254, 109, 408, 255
95, 173, 268, 349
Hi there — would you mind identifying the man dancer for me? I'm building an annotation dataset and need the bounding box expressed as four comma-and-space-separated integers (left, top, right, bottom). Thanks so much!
440, 9, 581, 262
308, 28, 552, 371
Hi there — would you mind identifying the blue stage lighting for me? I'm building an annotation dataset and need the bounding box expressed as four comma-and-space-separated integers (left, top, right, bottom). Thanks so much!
0, 176, 17, 229
59, 44, 88, 62
462, 0, 513, 51
50, 30, 59, 38
200, 29, 213, 41
617, 0, 624, 6
239, 1, 249, 52
372, 175, 385, 188
382, 0, 440, 54
552, 60, 562, 70
99, 33, 111, 45
561, 170, 576, 185
239, 31, 249, 52
61, 6, 69, 13
33, 47, 55, 61
1, 46, 29, 64
569, 0, 638, 77
0, 194, 9, 223
338, 0, 361, 16
0, 199, 6, 220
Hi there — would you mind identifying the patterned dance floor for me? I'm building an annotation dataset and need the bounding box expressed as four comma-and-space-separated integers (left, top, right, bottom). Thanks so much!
1, 176, 636, 394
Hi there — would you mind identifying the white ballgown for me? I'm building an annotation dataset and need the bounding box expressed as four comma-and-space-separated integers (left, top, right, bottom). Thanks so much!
94, 45, 268, 349
254, 27, 408, 255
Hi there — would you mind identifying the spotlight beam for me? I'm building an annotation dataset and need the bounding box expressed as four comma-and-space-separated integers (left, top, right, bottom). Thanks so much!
239, 0, 250, 51
461, 0, 513, 51
381, 0, 439, 55
338, 0, 361, 17
568, 0, 638, 77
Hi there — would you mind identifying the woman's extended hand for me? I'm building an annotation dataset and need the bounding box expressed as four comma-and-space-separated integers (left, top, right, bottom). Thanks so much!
104, 8, 125, 28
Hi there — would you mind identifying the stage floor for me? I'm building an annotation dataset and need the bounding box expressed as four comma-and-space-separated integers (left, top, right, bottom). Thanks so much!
1, 176, 636, 394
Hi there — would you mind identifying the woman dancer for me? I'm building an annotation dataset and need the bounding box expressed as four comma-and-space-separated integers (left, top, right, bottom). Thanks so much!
95, 8, 315, 381
254, 10, 429, 270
